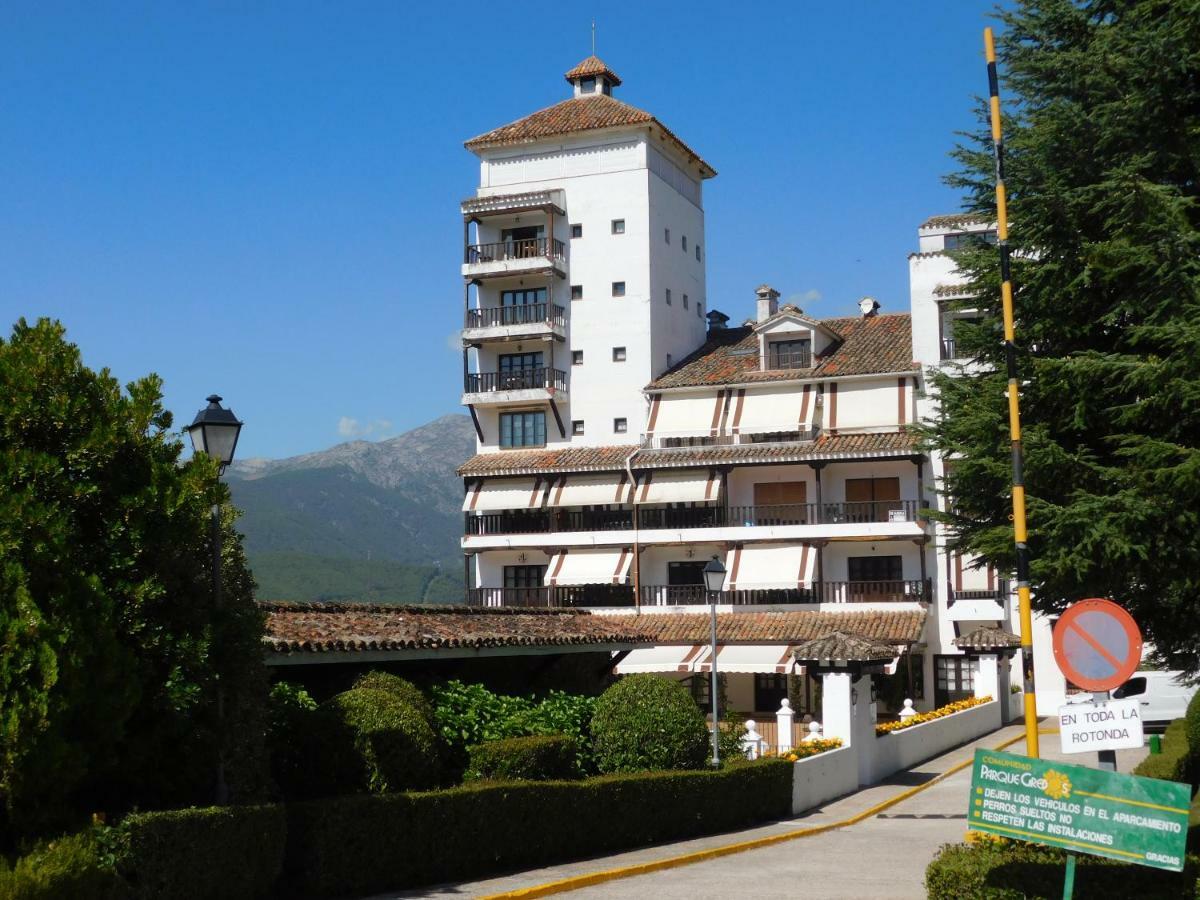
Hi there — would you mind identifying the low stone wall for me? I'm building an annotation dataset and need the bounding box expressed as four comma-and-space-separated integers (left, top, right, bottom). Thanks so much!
1007, 690, 1024, 723
867, 699, 1002, 784
791, 746, 858, 816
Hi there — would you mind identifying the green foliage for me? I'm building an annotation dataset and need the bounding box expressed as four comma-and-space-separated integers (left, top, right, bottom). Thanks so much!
1184, 692, 1200, 780
281, 759, 792, 898
0, 830, 120, 900
247, 552, 462, 604
590, 675, 709, 774
466, 735, 581, 782
719, 709, 748, 763
1135, 719, 1192, 784
922, 1, 1200, 671
351, 672, 433, 725
925, 841, 1200, 899
323, 688, 439, 793
0, 318, 268, 840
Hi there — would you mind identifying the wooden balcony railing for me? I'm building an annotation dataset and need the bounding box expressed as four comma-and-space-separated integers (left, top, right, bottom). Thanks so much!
948, 581, 1010, 603
465, 508, 633, 536
464, 238, 565, 265
821, 580, 930, 603
465, 585, 635, 608
767, 347, 813, 370
463, 367, 568, 394
465, 303, 566, 330
638, 585, 817, 606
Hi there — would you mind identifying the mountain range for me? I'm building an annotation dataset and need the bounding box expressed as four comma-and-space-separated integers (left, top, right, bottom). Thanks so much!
226, 414, 475, 603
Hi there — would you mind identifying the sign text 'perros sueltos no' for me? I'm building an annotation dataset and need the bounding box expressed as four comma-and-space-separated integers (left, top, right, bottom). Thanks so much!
968, 749, 1190, 872
1058, 698, 1144, 755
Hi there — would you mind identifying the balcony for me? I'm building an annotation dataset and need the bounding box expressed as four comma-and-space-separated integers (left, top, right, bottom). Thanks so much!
462, 238, 566, 280
642, 424, 820, 450
947, 581, 1009, 620
462, 303, 566, 344
461, 190, 565, 220
461, 367, 568, 406
465, 584, 635, 609
463, 500, 923, 537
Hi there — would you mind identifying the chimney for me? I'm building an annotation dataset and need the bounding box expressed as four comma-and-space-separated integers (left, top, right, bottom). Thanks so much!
756, 284, 780, 322
706, 309, 730, 333
858, 296, 881, 318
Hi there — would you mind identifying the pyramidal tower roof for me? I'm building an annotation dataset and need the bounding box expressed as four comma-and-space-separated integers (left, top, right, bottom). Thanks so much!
563, 54, 622, 86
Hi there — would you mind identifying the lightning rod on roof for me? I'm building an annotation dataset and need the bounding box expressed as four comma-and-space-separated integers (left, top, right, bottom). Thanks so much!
591, 20, 596, 55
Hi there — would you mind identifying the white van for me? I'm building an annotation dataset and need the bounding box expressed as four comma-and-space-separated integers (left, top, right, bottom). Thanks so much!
1111, 671, 1198, 730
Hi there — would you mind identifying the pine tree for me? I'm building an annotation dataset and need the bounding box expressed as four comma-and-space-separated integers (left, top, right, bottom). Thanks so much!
925, 0, 1200, 670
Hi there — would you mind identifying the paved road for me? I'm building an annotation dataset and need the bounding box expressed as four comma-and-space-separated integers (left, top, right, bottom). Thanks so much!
381, 726, 1148, 900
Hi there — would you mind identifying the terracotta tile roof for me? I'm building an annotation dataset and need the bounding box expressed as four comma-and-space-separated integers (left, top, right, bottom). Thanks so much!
921, 213, 994, 229
634, 431, 919, 469
465, 94, 715, 178
261, 602, 655, 655
953, 626, 1022, 651
564, 55, 622, 86
791, 631, 899, 663
458, 445, 635, 477
933, 283, 973, 298
647, 313, 917, 389
634, 607, 927, 645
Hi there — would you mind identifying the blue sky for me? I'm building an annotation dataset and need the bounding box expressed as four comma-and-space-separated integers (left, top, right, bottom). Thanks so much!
1, 1, 997, 459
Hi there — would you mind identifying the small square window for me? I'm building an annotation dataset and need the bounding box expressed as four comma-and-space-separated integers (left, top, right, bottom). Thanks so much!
612, 346, 627, 362
570, 224, 583, 239
682, 294, 689, 310
614, 417, 628, 434
695, 244, 701, 261
666, 353, 673, 367
580, 77, 597, 94
697, 300, 703, 317
666, 288, 672, 305
664, 228, 671, 244
570, 285, 584, 300
571, 350, 584, 365
612, 281, 626, 297
682, 235, 688, 252
572, 420, 585, 435
611, 219, 625, 235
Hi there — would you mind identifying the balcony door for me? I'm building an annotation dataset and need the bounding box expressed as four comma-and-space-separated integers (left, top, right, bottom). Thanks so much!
498, 351, 545, 389
847, 554, 903, 601
845, 477, 901, 523
501, 225, 544, 258
504, 564, 547, 606
500, 288, 547, 325
753, 481, 808, 524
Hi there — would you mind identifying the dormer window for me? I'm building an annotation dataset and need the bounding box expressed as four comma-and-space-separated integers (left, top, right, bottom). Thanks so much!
768, 338, 812, 370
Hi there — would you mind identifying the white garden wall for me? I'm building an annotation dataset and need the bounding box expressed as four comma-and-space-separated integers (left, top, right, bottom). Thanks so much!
791, 746, 858, 816
866, 699, 1001, 784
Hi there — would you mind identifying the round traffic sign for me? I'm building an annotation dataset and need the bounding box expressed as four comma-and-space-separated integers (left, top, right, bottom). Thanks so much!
1051, 599, 1143, 693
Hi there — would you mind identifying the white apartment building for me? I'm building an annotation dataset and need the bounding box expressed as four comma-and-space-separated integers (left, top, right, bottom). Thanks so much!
455, 58, 1029, 721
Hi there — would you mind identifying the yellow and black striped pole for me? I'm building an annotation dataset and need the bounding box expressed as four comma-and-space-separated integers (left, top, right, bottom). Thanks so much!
985, 27, 1039, 758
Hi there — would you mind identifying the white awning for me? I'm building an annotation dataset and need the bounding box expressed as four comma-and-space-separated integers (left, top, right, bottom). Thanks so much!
544, 473, 634, 507
646, 392, 723, 437
694, 644, 800, 674
731, 384, 817, 434
724, 544, 815, 591
613, 644, 705, 674
545, 548, 633, 586
462, 477, 547, 512
635, 469, 721, 504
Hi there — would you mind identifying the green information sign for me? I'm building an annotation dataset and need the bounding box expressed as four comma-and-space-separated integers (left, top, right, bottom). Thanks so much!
967, 748, 1190, 872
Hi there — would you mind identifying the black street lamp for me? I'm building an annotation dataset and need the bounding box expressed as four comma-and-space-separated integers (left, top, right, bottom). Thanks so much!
703, 555, 727, 767
185, 394, 243, 804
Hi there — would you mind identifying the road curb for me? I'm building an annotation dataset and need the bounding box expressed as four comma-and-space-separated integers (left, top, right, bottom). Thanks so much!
480, 728, 1057, 899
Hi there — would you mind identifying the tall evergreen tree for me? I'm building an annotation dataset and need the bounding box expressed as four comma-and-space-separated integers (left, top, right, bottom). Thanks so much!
925, 0, 1200, 670
0, 318, 268, 842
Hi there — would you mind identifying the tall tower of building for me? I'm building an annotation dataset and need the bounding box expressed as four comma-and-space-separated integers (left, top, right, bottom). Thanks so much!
460, 56, 715, 452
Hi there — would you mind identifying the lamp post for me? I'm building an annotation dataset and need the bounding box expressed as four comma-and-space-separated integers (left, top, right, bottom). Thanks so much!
185, 394, 243, 805
703, 555, 727, 767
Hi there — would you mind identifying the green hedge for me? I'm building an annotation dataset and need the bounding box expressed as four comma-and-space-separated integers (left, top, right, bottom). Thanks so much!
114, 805, 287, 900
926, 842, 1200, 899
0, 831, 121, 900
1135, 719, 1192, 783
324, 688, 440, 793
466, 734, 581, 782
351, 672, 435, 725
282, 758, 792, 898
591, 674, 709, 774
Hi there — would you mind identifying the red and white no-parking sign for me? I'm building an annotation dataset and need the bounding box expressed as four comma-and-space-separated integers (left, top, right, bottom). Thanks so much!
1051, 598, 1143, 693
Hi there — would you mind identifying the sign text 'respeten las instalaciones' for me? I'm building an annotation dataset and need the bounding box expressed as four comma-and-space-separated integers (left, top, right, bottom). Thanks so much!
968, 749, 1190, 872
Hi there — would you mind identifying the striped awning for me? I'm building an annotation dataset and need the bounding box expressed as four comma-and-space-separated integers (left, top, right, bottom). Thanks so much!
544, 548, 633, 586
634, 469, 721, 504
462, 477, 545, 512
543, 472, 635, 507
724, 544, 815, 591
693, 644, 801, 674
613, 644, 705, 674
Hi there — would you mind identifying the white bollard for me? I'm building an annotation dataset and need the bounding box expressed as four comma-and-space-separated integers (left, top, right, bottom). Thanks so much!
776, 698, 794, 754
741, 719, 764, 759
898, 698, 918, 721
803, 720, 823, 742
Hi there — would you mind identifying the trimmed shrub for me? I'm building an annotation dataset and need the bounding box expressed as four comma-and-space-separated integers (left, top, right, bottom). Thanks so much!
281, 758, 792, 898
324, 688, 439, 792
925, 841, 1200, 899
1135, 719, 1192, 784
0, 831, 121, 900
111, 805, 286, 900
351, 672, 434, 725
466, 735, 580, 782
1185, 692, 1200, 787
590, 675, 709, 774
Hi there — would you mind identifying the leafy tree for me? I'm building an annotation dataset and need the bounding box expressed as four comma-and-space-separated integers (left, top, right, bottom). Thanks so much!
924, 1, 1200, 669
0, 318, 268, 841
